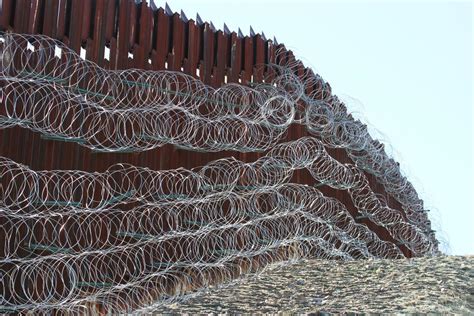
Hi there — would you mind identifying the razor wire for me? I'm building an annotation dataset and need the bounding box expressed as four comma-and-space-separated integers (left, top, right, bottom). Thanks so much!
0, 32, 431, 222
1, 155, 408, 313
1, 139, 436, 312
278, 57, 438, 250
0, 136, 436, 256
0, 32, 438, 313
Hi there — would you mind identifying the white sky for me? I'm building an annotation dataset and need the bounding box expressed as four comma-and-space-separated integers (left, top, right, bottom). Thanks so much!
156, 0, 473, 255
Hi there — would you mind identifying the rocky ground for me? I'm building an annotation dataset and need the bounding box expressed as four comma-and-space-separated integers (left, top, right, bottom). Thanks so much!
158, 255, 473, 314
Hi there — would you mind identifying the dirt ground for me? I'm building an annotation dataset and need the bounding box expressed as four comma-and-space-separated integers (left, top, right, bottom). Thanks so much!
156, 255, 473, 314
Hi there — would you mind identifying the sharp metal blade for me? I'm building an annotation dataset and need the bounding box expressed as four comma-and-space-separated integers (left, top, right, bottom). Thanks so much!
249, 26, 255, 37
223, 23, 231, 35
180, 10, 188, 22
164, 2, 173, 16
196, 13, 204, 26
150, 0, 158, 11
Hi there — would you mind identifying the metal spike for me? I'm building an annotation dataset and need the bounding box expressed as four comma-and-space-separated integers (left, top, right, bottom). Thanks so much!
210, 22, 216, 32
150, 0, 158, 11
180, 10, 188, 22
273, 36, 278, 45
249, 26, 255, 37
238, 28, 244, 38
164, 2, 173, 16
261, 32, 266, 41
196, 13, 204, 26
223, 23, 231, 35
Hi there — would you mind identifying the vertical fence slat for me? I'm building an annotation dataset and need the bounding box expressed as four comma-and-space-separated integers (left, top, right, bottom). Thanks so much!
0, 0, 14, 30
104, 0, 115, 42
201, 23, 214, 85
214, 30, 226, 86
87, 0, 108, 66
229, 32, 242, 83
26, 0, 42, 34
242, 36, 254, 84
81, 0, 92, 42
254, 35, 265, 82
138, 1, 152, 70
152, 8, 169, 71
42, 0, 57, 37
183, 19, 198, 77
115, 0, 131, 69
170, 13, 184, 71
67, 0, 86, 53
55, 0, 67, 39
128, 1, 138, 53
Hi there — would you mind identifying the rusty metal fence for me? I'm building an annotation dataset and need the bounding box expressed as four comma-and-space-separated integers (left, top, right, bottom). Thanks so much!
0, 0, 414, 255
0, 0, 437, 313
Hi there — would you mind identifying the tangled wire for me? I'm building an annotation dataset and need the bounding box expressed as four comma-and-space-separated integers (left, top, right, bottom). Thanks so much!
0, 32, 437, 313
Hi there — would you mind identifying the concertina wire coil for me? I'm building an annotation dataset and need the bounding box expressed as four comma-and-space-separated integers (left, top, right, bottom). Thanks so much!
0, 32, 437, 313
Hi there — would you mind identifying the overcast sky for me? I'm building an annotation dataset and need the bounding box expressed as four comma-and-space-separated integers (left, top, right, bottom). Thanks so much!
156, 0, 473, 255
